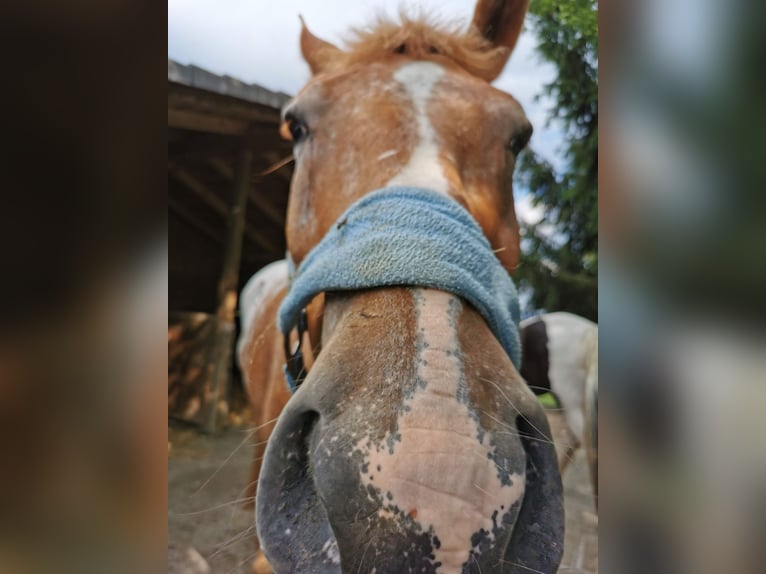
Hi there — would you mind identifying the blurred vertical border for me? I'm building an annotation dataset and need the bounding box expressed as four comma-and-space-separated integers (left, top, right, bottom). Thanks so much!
602, 0, 766, 572
0, 1, 167, 572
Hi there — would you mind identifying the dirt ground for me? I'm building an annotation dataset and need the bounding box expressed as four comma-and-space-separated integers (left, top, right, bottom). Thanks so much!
547, 411, 599, 574
168, 411, 597, 573
168, 421, 258, 574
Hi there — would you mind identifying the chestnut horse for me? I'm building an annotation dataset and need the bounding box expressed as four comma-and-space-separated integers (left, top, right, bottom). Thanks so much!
520, 312, 598, 506
238, 1, 564, 572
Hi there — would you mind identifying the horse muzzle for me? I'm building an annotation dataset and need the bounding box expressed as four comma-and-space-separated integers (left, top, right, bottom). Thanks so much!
256, 289, 564, 573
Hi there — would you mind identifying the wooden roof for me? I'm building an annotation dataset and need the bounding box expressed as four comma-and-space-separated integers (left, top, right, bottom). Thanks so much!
168, 59, 294, 313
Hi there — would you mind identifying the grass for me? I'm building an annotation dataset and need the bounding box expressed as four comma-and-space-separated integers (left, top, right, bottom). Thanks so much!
537, 392, 560, 409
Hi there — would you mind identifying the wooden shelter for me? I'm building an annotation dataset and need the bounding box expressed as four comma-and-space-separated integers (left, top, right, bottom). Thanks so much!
168, 59, 293, 431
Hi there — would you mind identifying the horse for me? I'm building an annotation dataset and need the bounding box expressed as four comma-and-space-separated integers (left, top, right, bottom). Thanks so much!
519, 312, 598, 506
237, 1, 564, 572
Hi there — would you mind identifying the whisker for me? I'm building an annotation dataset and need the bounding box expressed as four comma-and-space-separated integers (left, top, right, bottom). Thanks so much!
493, 430, 579, 463
223, 548, 260, 574
245, 439, 272, 448
474, 407, 578, 466
473, 482, 492, 498
208, 524, 258, 561
496, 559, 546, 573
492, 430, 558, 447
356, 538, 374, 574
192, 417, 280, 496
193, 436, 253, 496
169, 496, 256, 517
257, 154, 295, 176
250, 416, 281, 433
479, 376, 554, 444
475, 408, 556, 447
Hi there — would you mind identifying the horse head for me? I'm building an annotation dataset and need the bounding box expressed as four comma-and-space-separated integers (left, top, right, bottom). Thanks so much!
256, 2, 564, 572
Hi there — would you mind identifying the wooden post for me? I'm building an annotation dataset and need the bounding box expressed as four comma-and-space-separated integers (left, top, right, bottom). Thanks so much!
204, 147, 252, 433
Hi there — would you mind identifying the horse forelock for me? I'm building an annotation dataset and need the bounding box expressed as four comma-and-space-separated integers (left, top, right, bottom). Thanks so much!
337, 11, 508, 81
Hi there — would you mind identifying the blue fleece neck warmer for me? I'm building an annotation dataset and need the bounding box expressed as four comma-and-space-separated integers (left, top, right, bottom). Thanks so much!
279, 186, 521, 378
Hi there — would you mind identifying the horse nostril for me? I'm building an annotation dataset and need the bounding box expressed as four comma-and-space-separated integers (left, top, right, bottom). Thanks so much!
505, 411, 565, 571
282, 410, 319, 486
256, 409, 341, 572
515, 412, 551, 455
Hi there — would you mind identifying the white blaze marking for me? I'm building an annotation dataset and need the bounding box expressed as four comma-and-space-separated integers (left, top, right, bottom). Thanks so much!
386, 62, 449, 194
357, 290, 524, 573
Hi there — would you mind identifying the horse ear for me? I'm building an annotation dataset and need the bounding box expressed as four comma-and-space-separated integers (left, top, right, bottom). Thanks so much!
469, 0, 530, 81
300, 16, 342, 75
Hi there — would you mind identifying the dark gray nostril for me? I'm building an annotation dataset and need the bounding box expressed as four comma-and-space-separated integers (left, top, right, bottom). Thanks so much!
503, 414, 565, 572
256, 408, 341, 574
280, 410, 317, 487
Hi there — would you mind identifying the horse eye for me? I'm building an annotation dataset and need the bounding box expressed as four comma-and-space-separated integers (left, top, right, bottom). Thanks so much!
286, 116, 309, 144
394, 44, 406, 54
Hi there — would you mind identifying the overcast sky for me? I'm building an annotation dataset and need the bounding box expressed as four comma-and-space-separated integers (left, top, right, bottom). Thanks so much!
168, 0, 564, 222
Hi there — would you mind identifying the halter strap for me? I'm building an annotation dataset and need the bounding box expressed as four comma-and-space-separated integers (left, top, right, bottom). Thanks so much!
282, 308, 308, 392
279, 186, 521, 392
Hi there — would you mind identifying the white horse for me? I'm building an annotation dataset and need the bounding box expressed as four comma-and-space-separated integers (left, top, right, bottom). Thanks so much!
520, 311, 598, 505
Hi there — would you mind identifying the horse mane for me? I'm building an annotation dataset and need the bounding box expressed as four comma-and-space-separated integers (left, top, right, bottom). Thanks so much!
339, 10, 508, 81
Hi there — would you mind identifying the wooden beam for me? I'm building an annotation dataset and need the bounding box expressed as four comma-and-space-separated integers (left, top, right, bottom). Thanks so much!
168, 196, 221, 247
168, 131, 244, 159
205, 156, 235, 180
169, 162, 228, 216
169, 84, 282, 125
204, 147, 253, 433
169, 162, 281, 253
168, 108, 248, 136
207, 157, 286, 226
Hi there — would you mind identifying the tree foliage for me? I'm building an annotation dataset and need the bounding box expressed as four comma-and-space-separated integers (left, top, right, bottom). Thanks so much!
515, 0, 598, 321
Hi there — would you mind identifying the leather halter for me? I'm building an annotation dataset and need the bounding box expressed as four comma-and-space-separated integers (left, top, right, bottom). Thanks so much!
282, 308, 308, 392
